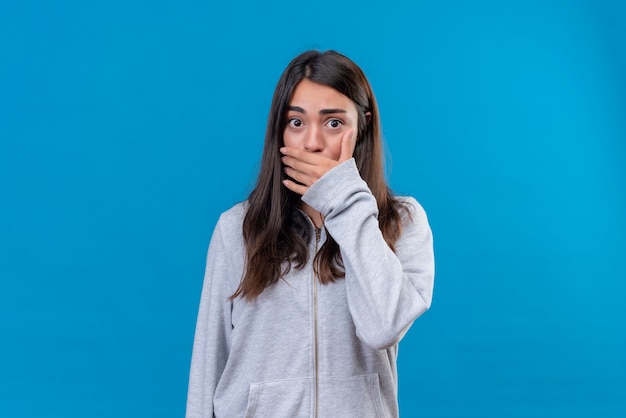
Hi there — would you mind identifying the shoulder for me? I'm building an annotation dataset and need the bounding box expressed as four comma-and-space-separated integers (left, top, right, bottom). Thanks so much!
395, 196, 429, 225
212, 201, 248, 244
217, 201, 248, 226
393, 196, 434, 256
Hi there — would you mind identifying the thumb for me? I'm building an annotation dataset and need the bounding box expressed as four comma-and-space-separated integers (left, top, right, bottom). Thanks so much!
338, 129, 356, 163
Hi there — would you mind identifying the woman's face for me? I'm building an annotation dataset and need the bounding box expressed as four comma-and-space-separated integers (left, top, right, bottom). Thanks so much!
283, 79, 359, 161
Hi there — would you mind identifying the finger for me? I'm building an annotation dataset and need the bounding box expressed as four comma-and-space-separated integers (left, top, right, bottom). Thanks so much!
282, 178, 308, 195
281, 155, 330, 180
339, 129, 356, 162
283, 166, 316, 187
280, 147, 327, 165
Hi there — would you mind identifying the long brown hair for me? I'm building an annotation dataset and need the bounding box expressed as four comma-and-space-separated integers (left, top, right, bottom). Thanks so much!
232, 50, 408, 300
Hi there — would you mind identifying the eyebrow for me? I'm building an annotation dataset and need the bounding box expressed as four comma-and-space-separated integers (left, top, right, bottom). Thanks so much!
288, 106, 347, 115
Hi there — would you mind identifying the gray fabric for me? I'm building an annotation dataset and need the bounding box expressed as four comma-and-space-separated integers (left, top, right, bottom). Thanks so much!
186, 159, 435, 417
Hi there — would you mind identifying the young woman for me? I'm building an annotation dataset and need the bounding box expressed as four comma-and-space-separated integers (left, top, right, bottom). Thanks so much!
186, 50, 434, 418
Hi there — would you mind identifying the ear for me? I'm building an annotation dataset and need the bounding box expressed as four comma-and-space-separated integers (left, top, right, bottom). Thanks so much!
365, 111, 372, 124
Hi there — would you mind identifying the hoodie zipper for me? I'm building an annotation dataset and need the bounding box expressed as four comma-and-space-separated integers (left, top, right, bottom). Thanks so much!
313, 227, 321, 418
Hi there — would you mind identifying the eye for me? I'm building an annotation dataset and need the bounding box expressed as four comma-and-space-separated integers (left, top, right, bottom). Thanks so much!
288, 118, 303, 128
326, 119, 344, 129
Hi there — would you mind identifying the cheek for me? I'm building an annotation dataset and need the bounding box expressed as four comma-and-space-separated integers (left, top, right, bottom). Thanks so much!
328, 137, 343, 160
283, 130, 300, 148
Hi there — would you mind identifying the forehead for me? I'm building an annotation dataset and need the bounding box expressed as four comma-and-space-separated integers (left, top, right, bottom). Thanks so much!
289, 79, 356, 112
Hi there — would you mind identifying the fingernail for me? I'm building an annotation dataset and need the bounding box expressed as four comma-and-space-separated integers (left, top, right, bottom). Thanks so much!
280, 147, 286, 154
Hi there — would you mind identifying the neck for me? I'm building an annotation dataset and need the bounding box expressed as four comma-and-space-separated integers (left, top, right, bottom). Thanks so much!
300, 202, 324, 229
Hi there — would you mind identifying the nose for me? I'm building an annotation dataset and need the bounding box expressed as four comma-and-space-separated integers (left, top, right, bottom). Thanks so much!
303, 125, 324, 152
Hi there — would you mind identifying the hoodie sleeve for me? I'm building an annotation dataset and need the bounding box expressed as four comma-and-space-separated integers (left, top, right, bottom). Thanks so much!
302, 159, 435, 350
186, 217, 234, 418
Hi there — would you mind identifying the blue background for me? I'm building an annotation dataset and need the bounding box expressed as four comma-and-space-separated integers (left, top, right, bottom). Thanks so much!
1, 0, 625, 416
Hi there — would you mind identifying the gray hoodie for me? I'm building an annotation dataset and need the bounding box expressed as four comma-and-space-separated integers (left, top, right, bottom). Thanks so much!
186, 159, 434, 417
